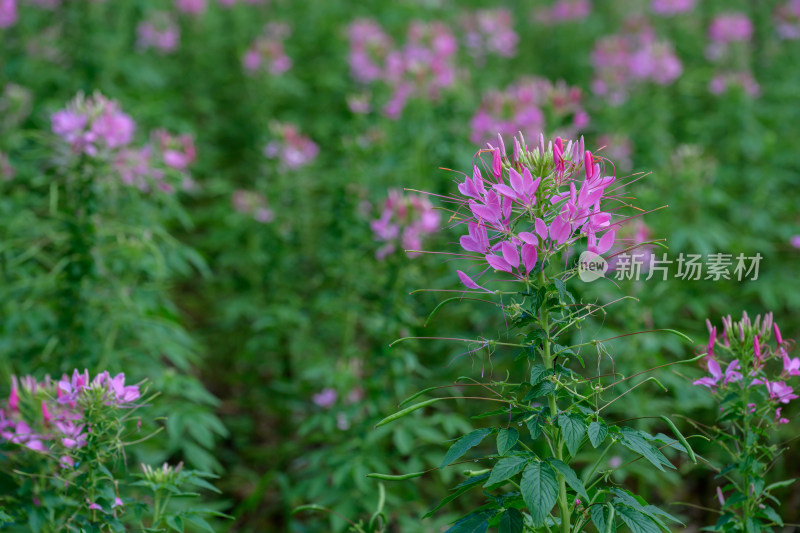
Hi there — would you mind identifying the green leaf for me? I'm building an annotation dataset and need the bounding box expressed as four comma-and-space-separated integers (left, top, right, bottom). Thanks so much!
485, 456, 529, 487
524, 381, 555, 401
166, 516, 184, 533
553, 278, 567, 302
445, 511, 492, 533
441, 428, 493, 468
520, 462, 558, 527
529, 364, 549, 385
588, 420, 608, 448
526, 416, 542, 439
758, 506, 783, 526
497, 428, 519, 455
590, 504, 612, 533
424, 474, 489, 518
765, 478, 796, 491
615, 505, 660, 533
548, 459, 589, 500
558, 413, 587, 457
617, 427, 674, 472
499, 508, 523, 533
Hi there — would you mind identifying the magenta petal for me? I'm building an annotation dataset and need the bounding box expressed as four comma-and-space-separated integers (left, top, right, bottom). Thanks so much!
597, 231, 616, 254
493, 183, 518, 200
535, 218, 548, 241
518, 232, 538, 246
500, 241, 519, 268
509, 168, 524, 194
522, 244, 538, 275
457, 270, 481, 290
486, 254, 513, 273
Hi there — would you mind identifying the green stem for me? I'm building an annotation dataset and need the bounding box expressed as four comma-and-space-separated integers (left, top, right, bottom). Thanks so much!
538, 270, 570, 533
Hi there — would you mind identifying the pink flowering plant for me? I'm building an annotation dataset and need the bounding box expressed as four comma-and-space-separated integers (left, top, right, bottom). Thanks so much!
372, 133, 700, 532
691, 313, 798, 531
370, 189, 440, 260
0, 369, 223, 531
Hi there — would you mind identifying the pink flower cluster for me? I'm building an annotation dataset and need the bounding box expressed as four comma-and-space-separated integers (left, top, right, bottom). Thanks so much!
591, 24, 682, 104
454, 133, 623, 291
52, 93, 136, 156
694, 313, 797, 425
175, 0, 206, 16
47, 92, 198, 193
0, 0, 16, 28
114, 129, 197, 193
243, 23, 292, 75
651, 0, 695, 15
137, 12, 180, 54
461, 9, 518, 61
232, 189, 273, 223
370, 189, 440, 260
534, 0, 591, 23
470, 77, 588, 146
709, 71, 760, 97
0, 370, 141, 456
263, 122, 318, 170
776, 0, 800, 39
709, 13, 754, 44
347, 18, 458, 119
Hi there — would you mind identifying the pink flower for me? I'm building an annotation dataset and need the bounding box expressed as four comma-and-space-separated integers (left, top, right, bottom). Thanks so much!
0, 0, 17, 28
371, 189, 439, 259
652, 0, 695, 15
312, 388, 337, 408
761, 380, 799, 404
264, 123, 318, 169
175, 0, 206, 15
791, 235, 800, 249
775, 407, 790, 424
242, 24, 292, 75
137, 13, 180, 53
461, 9, 518, 60
693, 359, 742, 389
709, 13, 753, 44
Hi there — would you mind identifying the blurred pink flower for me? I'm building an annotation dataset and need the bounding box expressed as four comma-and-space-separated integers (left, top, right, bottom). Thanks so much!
536, 0, 591, 23
175, 0, 206, 16
652, 0, 695, 15
790, 235, 800, 248
709, 13, 753, 43
462, 9, 518, 60
0, 0, 17, 28
243, 23, 292, 75
312, 388, 337, 408
371, 189, 440, 260
137, 13, 180, 53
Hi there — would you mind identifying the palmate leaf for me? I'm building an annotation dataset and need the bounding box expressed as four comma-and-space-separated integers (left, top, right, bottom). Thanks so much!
484, 456, 529, 487
441, 428, 493, 468
520, 462, 558, 527
558, 413, 586, 457
498, 508, 524, 533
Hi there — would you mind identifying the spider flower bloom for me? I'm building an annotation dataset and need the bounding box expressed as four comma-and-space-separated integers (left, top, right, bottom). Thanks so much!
709, 13, 753, 44
264, 122, 318, 170
461, 9, 518, 60
693, 359, 742, 389
242, 23, 292, 75
762, 380, 799, 404
470, 77, 587, 145
452, 133, 626, 289
232, 190, 274, 223
51, 93, 136, 156
137, 13, 180, 54
175, 0, 206, 16
347, 18, 393, 83
371, 189, 440, 260
776, 0, 800, 39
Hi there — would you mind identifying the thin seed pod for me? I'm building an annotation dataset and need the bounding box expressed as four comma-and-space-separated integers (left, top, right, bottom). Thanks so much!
660, 415, 697, 464
603, 504, 616, 533
374, 398, 443, 427
366, 471, 426, 481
